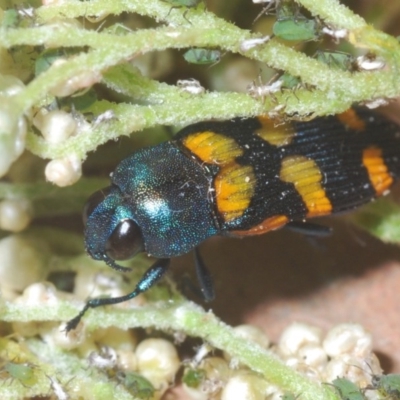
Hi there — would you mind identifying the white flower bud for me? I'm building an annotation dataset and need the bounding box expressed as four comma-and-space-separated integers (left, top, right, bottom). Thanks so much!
50, 60, 101, 97
136, 338, 180, 386
279, 323, 323, 356
0, 75, 25, 96
323, 323, 372, 358
42, 320, 87, 350
0, 99, 27, 177
0, 199, 32, 232
221, 372, 268, 400
297, 343, 328, 369
0, 234, 50, 292
40, 110, 77, 144
45, 155, 82, 187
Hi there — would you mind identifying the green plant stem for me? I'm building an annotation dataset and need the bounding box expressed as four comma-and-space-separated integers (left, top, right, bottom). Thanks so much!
0, 338, 137, 400
25, 95, 266, 159
297, 0, 400, 60
102, 64, 177, 103
0, 179, 105, 200
3, 6, 400, 119
1, 301, 338, 400
24, 69, 400, 160
35, 0, 223, 27
2, 0, 400, 165
4, 24, 399, 105
297, 0, 366, 29
0, 179, 107, 217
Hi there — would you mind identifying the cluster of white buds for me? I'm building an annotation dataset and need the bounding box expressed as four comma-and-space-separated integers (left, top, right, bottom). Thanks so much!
182, 321, 384, 400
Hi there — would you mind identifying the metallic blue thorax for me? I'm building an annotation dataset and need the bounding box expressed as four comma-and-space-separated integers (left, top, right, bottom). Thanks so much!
85, 142, 218, 259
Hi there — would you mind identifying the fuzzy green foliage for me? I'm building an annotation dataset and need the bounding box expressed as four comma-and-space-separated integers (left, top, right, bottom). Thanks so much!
352, 198, 400, 244
1, 0, 400, 399
1, 0, 400, 161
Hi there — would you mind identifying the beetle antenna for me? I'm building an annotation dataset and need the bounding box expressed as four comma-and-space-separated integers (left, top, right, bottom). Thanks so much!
65, 258, 170, 333
103, 255, 132, 273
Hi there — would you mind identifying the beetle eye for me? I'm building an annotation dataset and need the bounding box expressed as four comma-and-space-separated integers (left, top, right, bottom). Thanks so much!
83, 187, 112, 226
105, 219, 144, 261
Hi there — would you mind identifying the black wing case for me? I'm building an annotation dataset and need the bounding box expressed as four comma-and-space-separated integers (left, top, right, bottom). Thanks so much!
175, 109, 400, 236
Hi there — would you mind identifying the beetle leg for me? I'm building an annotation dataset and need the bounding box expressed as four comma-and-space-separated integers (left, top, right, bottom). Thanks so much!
194, 247, 215, 302
286, 221, 332, 237
65, 258, 170, 333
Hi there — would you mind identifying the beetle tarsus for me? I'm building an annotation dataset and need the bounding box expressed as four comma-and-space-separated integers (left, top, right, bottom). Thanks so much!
65, 258, 170, 333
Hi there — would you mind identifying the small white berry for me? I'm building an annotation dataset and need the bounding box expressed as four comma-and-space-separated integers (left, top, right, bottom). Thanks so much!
0, 199, 32, 232
279, 323, 323, 356
45, 155, 82, 187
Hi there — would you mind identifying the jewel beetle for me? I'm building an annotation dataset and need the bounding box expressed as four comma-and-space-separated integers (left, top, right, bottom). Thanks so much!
66, 108, 400, 331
